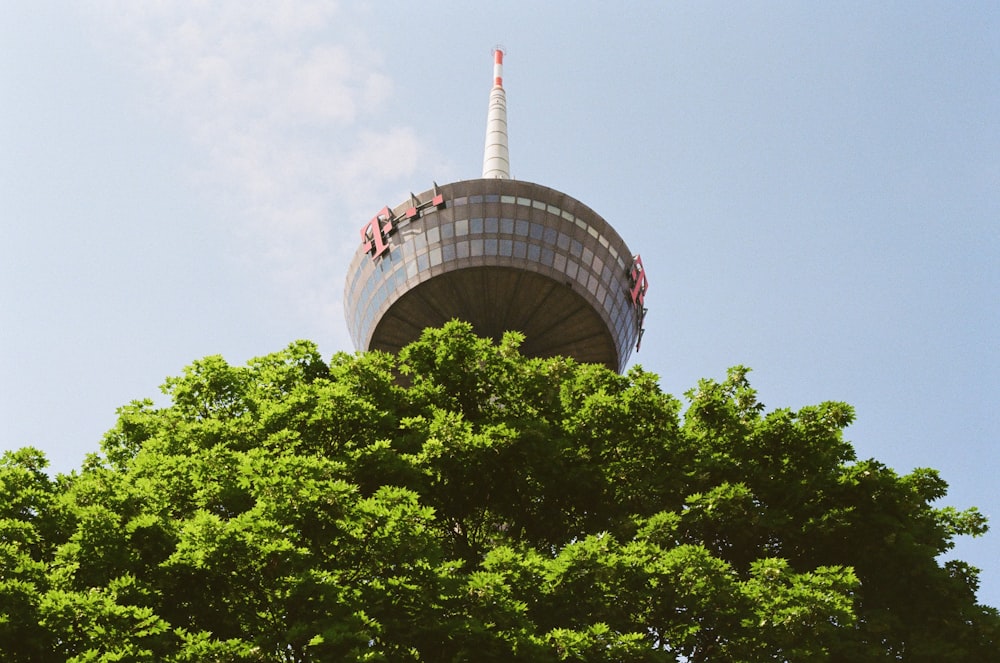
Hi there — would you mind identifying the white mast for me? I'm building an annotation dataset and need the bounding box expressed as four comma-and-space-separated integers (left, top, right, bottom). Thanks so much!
482, 48, 510, 179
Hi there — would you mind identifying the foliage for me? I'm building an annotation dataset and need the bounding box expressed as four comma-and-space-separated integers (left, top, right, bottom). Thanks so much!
1, 323, 997, 661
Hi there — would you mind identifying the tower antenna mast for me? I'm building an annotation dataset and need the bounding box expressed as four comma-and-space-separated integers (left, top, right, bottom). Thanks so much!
482, 47, 510, 179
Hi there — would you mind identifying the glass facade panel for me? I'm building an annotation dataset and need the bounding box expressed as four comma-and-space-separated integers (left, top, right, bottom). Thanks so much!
500, 218, 514, 234
515, 220, 529, 236
455, 218, 469, 236
500, 239, 513, 256
470, 218, 484, 234
485, 217, 499, 233
513, 241, 527, 259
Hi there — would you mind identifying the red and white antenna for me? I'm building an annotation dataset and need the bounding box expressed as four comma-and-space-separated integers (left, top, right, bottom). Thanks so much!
482, 47, 510, 179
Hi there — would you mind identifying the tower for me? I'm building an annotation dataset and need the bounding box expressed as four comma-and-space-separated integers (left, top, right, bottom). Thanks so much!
344, 50, 648, 372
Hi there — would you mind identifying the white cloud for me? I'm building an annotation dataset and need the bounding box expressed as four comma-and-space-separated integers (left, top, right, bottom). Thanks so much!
82, 0, 431, 347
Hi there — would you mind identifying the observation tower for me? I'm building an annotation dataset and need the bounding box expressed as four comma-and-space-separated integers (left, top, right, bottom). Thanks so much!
344, 49, 648, 372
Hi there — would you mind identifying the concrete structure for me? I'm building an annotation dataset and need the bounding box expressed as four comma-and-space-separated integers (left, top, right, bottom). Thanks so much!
344, 51, 647, 372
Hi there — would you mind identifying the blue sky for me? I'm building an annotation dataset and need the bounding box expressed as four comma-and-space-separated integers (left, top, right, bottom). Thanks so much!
3, 1, 998, 607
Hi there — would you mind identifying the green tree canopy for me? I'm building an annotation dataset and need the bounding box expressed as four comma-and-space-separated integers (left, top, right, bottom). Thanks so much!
2, 322, 997, 661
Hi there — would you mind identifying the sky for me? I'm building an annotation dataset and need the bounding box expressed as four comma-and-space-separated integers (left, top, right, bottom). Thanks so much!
2, 1, 998, 607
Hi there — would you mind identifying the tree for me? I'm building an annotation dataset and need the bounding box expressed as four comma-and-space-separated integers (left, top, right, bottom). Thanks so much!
1, 322, 997, 661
